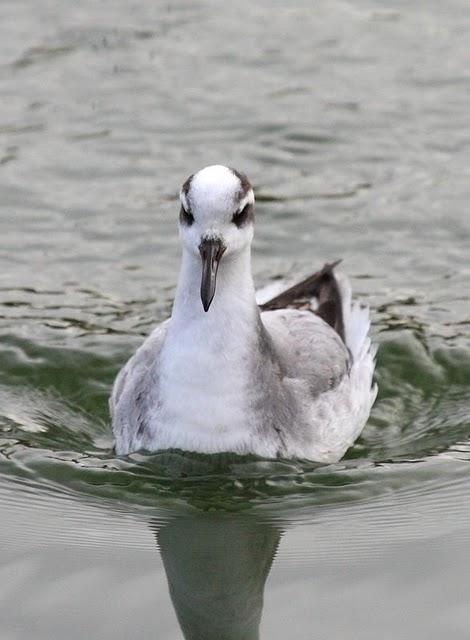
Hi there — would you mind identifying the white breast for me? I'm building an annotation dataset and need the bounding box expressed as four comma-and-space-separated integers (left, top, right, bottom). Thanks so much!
148, 310, 258, 454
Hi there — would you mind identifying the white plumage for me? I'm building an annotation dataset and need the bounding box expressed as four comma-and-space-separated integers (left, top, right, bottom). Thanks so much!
110, 165, 377, 462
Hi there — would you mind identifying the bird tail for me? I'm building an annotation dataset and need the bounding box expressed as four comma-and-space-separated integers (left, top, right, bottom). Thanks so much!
337, 274, 378, 379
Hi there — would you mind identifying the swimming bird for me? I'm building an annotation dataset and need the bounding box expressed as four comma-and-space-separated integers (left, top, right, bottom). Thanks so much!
110, 165, 377, 462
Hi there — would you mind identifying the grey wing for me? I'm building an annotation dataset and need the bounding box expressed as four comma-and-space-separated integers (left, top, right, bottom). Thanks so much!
261, 309, 350, 396
110, 320, 168, 455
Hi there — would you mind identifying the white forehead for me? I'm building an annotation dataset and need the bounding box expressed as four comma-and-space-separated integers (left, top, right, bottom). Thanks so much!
180, 165, 253, 220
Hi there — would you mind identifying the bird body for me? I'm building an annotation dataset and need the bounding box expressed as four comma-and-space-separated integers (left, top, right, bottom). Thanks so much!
111, 165, 377, 462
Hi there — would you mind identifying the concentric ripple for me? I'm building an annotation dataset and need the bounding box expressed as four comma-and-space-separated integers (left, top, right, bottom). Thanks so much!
1, 317, 469, 531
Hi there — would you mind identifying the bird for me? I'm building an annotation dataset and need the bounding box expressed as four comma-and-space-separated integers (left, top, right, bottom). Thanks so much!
110, 165, 377, 462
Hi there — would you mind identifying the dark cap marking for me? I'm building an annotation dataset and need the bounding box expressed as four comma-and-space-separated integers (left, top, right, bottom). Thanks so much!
181, 173, 194, 197
229, 168, 254, 227
231, 202, 254, 227
179, 205, 194, 226
230, 168, 252, 199
180, 173, 195, 225
180, 167, 254, 227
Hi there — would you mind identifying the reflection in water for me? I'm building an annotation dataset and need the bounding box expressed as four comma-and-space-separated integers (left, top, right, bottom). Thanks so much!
154, 514, 281, 640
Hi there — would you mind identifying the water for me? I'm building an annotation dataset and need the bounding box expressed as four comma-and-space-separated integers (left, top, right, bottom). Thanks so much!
1, 0, 469, 638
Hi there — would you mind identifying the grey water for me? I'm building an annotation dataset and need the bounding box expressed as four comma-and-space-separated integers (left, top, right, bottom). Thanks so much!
1, 0, 470, 638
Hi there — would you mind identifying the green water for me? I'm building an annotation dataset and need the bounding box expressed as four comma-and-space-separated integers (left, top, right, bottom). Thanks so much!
1, 1, 469, 638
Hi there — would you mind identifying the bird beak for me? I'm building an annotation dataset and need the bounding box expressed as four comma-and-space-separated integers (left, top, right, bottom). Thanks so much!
199, 237, 226, 312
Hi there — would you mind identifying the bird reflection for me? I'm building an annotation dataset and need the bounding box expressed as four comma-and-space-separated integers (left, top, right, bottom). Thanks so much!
152, 513, 281, 640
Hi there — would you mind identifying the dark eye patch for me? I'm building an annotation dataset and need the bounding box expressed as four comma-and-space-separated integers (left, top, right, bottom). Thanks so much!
179, 205, 194, 226
231, 202, 253, 228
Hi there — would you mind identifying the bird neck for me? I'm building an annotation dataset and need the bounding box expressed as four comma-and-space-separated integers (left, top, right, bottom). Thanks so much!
170, 245, 259, 333
158, 245, 278, 450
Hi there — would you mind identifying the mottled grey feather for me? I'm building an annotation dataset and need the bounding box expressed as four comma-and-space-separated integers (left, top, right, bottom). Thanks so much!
110, 321, 168, 454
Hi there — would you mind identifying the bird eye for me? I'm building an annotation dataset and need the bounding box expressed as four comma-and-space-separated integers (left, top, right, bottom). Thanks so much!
231, 203, 253, 228
180, 205, 194, 226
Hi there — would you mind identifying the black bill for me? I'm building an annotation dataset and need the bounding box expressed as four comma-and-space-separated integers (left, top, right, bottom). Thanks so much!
199, 237, 226, 312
